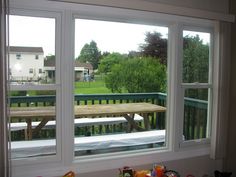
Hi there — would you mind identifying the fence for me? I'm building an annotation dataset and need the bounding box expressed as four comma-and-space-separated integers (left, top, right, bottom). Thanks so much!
10, 92, 208, 141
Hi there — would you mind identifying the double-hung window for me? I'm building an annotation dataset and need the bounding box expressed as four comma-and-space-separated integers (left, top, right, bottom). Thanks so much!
179, 29, 212, 146
9, 11, 62, 163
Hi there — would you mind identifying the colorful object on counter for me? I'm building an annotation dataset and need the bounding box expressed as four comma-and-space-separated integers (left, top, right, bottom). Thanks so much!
134, 170, 151, 177
119, 166, 134, 177
62, 171, 75, 177
153, 164, 166, 177
119, 164, 181, 177
164, 170, 180, 177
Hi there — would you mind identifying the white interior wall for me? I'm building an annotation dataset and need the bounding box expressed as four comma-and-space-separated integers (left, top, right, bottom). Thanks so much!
140, 0, 229, 13
54, 0, 229, 14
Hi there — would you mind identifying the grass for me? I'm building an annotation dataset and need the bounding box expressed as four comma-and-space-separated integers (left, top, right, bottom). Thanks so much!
74, 80, 112, 94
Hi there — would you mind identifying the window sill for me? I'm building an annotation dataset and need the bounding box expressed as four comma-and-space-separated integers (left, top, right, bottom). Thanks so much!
12, 146, 210, 177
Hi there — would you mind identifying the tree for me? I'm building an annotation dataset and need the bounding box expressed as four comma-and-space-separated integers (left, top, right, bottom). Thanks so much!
183, 35, 209, 83
98, 53, 127, 74
128, 50, 141, 58
183, 35, 209, 100
105, 57, 167, 93
139, 32, 167, 65
77, 40, 101, 69
45, 55, 55, 62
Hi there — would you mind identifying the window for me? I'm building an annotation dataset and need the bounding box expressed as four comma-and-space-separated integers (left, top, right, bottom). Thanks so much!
181, 30, 212, 145
74, 19, 168, 156
16, 53, 21, 59
29, 68, 33, 74
9, 14, 59, 160
9, 15, 56, 85
8, 2, 225, 176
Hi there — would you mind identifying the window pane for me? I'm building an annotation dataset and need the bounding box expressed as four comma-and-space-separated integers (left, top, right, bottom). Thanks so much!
183, 88, 210, 141
10, 90, 57, 159
9, 15, 56, 85
183, 31, 210, 83
74, 19, 168, 156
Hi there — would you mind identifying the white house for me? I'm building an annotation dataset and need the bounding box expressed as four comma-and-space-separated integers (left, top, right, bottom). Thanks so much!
10, 46, 94, 83
9, 46, 44, 82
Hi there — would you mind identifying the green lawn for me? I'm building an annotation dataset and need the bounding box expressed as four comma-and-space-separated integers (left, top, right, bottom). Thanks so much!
74, 80, 112, 94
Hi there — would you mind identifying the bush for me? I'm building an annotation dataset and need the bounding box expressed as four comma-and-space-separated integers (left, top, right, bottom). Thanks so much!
105, 57, 167, 93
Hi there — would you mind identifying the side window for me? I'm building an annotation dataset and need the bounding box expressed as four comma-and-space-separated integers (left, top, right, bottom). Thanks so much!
181, 30, 212, 143
9, 14, 58, 159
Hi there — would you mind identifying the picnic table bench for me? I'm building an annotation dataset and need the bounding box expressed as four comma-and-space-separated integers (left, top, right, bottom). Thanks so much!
10, 114, 144, 131
11, 130, 165, 158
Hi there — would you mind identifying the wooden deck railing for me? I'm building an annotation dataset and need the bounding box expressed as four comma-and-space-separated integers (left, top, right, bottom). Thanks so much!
10, 92, 208, 141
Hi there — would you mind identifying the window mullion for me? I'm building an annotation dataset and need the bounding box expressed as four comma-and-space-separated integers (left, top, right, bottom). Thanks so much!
168, 23, 184, 151
61, 10, 74, 166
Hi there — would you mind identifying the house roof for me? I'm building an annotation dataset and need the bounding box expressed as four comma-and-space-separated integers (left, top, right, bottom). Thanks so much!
44, 58, 93, 69
9, 46, 44, 54
75, 61, 93, 69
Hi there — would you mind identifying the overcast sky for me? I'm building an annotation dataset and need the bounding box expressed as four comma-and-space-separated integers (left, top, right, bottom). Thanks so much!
9, 15, 56, 56
74, 19, 168, 57
9, 15, 209, 57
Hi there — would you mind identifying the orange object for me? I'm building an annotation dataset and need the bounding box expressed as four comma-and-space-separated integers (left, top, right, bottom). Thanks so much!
154, 165, 165, 177
63, 171, 75, 177
134, 170, 150, 177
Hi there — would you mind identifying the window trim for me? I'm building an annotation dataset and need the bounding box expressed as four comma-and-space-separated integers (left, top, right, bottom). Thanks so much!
177, 27, 214, 148
9, 9, 63, 166
9, 1, 223, 176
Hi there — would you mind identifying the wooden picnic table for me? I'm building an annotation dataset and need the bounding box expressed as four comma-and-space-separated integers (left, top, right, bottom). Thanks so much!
10, 103, 166, 140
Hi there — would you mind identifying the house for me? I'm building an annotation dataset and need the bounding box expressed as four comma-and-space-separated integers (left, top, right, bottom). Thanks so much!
74, 61, 93, 81
9, 46, 44, 82
9, 46, 94, 83
44, 57, 93, 82
1, 0, 236, 177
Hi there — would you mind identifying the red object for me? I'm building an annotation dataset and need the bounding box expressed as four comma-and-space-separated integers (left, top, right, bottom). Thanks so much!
155, 165, 165, 177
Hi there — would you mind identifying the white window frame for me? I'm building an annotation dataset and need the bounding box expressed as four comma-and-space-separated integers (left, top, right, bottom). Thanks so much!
9, 9, 63, 166
9, 0, 224, 176
178, 26, 214, 148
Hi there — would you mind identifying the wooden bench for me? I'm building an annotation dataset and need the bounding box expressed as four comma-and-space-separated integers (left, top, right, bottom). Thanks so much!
10, 114, 144, 131
11, 130, 165, 158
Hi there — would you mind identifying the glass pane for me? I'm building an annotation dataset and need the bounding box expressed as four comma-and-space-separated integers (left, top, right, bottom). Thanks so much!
74, 19, 168, 156
183, 88, 210, 141
9, 15, 56, 85
10, 90, 56, 159
183, 30, 210, 83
